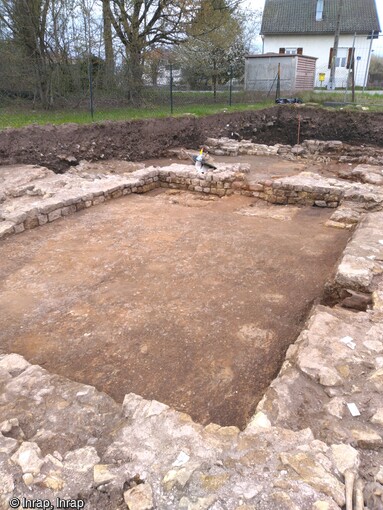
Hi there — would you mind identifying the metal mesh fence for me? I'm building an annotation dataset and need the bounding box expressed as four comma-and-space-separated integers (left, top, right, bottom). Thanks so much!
314, 33, 383, 90
0, 41, 382, 127
0, 56, 271, 126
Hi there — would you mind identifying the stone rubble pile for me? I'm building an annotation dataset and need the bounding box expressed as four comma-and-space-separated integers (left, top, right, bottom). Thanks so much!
204, 137, 345, 159
0, 352, 374, 510
338, 164, 383, 186
204, 137, 383, 166
254, 213, 383, 510
204, 137, 280, 157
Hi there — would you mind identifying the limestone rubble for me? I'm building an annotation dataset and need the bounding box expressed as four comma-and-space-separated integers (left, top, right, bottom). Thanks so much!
1, 139, 383, 509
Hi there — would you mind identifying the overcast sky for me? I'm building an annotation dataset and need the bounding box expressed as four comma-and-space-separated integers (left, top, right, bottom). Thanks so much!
242, 0, 383, 55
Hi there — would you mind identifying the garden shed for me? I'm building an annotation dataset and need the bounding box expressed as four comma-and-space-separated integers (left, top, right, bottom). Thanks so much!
245, 53, 317, 93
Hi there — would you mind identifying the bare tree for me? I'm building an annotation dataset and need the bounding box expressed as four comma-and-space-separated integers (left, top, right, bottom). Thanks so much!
104, 0, 194, 104
104, 0, 245, 105
176, 0, 245, 96
0, 0, 53, 107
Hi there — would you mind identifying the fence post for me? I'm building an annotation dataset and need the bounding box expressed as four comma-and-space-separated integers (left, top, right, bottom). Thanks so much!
229, 66, 233, 106
344, 33, 356, 102
276, 63, 281, 99
170, 63, 173, 114
89, 59, 94, 121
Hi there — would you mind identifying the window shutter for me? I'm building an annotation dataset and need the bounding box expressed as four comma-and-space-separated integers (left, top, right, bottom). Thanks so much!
297, 47, 303, 55
328, 47, 333, 68
279, 48, 286, 54
346, 47, 353, 69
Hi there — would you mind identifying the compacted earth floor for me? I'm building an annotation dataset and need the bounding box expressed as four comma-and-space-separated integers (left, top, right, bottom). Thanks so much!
0, 190, 350, 428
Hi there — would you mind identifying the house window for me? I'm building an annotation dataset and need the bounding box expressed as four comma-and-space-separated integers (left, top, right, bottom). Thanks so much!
328, 47, 353, 69
335, 47, 348, 67
279, 47, 303, 55
316, 0, 324, 21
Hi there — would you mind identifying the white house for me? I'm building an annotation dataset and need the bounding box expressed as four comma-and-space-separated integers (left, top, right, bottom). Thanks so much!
260, 0, 381, 88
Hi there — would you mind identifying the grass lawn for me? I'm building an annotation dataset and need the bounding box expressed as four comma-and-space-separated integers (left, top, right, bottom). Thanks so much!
1, 90, 382, 130
0, 101, 275, 130
302, 90, 383, 108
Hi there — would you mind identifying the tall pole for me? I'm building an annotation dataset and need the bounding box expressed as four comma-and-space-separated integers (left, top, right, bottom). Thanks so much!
363, 30, 374, 92
89, 60, 94, 121
344, 32, 356, 102
328, 0, 344, 90
169, 63, 173, 114
351, 47, 355, 102
276, 63, 281, 99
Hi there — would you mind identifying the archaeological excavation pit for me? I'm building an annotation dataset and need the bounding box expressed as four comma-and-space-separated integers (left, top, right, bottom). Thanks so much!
2, 109, 383, 509
0, 182, 351, 429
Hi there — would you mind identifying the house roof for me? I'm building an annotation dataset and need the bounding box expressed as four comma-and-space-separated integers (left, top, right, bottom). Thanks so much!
260, 0, 381, 35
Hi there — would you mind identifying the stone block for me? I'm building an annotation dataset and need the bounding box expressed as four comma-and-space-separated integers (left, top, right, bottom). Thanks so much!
232, 181, 245, 190
14, 223, 25, 234
11, 442, 44, 476
330, 444, 359, 475
111, 189, 123, 199
0, 354, 30, 375
0, 221, 15, 238
48, 209, 62, 222
93, 196, 105, 206
38, 201, 64, 214
351, 427, 383, 449
76, 202, 86, 211
248, 183, 264, 192
61, 205, 77, 216
280, 451, 345, 507
37, 214, 48, 226
24, 217, 39, 230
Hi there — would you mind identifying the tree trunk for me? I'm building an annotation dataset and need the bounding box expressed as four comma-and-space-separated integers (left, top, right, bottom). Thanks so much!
102, 0, 115, 87
34, 57, 52, 109
213, 58, 217, 102
126, 43, 144, 107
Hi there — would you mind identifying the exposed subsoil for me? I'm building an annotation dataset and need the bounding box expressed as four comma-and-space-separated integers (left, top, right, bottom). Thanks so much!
0, 189, 350, 429
0, 107, 382, 172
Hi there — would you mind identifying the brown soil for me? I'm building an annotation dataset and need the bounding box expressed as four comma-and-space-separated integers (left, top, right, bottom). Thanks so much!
0, 107, 382, 172
0, 190, 350, 429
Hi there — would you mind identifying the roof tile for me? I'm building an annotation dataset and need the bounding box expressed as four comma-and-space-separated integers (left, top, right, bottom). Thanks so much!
261, 0, 381, 35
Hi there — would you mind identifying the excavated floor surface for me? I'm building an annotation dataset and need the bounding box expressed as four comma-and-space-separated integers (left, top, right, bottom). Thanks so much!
0, 187, 350, 429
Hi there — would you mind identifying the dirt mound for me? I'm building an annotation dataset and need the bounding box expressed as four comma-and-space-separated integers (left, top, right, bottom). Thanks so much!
0, 107, 382, 172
